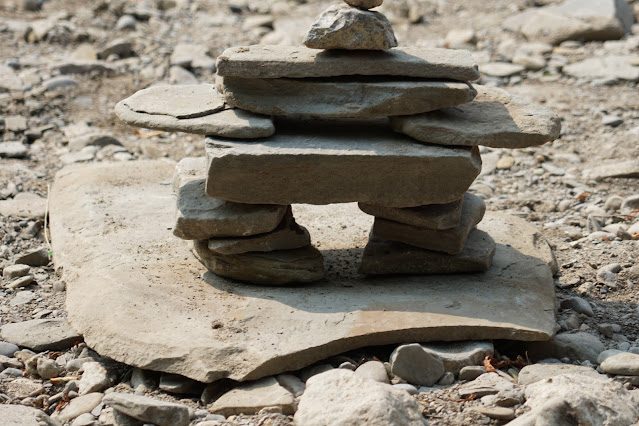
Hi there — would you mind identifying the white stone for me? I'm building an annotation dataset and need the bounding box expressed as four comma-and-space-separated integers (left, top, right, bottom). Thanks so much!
211, 377, 295, 416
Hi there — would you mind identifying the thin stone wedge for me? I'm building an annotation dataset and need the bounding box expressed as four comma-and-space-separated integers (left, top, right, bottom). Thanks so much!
122, 84, 224, 119
359, 196, 464, 230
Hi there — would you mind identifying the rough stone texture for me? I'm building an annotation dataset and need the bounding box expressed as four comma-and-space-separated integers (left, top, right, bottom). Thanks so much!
1, 319, 82, 351
294, 369, 426, 425
49, 161, 556, 383
599, 350, 639, 375
359, 197, 464, 231
192, 240, 325, 285
420, 341, 494, 376
359, 229, 496, 275
0, 404, 56, 426
218, 76, 476, 118
372, 193, 486, 254
563, 55, 639, 81
518, 363, 602, 385
205, 118, 481, 207
121, 84, 224, 119
174, 178, 287, 240
390, 343, 445, 386
0, 193, 46, 220
115, 103, 275, 138
343, 0, 382, 10
172, 157, 206, 193
102, 393, 190, 426
78, 361, 115, 394
304, 4, 397, 50
524, 332, 605, 363
207, 209, 311, 255
216, 45, 480, 81
390, 85, 561, 149
211, 377, 295, 416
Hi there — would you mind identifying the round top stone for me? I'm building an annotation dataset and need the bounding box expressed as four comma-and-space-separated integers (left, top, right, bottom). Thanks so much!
343, 0, 383, 10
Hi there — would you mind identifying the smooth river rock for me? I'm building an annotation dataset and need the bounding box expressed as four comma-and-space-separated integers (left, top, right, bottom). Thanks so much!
359, 196, 464, 231
218, 76, 476, 118
49, 161, 556, 383
304, 4, 397, 50
216, 45, 480, 81
205, 118, 481, 207
391, 85, 561, 148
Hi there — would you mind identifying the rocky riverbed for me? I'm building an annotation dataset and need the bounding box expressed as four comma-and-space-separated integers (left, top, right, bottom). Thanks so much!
1, 0, 639, 425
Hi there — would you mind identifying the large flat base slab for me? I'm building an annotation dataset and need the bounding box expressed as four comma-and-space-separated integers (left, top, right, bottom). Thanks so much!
50, 161, 556, 384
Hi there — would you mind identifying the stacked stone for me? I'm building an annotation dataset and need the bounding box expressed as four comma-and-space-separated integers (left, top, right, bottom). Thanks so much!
114, 0, 560, 285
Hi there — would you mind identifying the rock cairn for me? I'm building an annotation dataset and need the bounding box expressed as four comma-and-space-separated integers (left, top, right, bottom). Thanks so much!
115, 0, 560, 285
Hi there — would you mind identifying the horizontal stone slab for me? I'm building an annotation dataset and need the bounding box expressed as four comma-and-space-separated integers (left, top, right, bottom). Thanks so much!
359, 196, 464, 231
122, 84, 224, 119
49, 161, 555, 383
216, 45, 480, 81
359, 229, 496, 275
372, 193, 486, 254
218, 76, 477, 118
205, 119, 481, 207
390, 85, 561, 148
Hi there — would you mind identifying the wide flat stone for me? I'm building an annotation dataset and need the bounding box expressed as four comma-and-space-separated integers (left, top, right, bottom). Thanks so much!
359, 196, 463, 230
0, 193, 47, 220
205, 118, 481, 207
211, 377, 295, 416
115, 103, 275, 138
216, 45, 480, 81
50, 161, 556, 383
1, 318, 82, 351
304, 4, 397, 50
218, 76, 476, 118
207, 208, 311, 255
359, 229, 496, 275
563, 55, 639, 81
122, 84, 224, 119
390, 85, 561, 148
344, 0, 382, 10
372, 193, 486, 254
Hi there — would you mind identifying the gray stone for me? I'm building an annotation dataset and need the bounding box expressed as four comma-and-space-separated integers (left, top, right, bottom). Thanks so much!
564, 55, 639, 81
5, 377, 43, 399
37, 356, 62, 379
299, 364, 334, 383
473, 406, 515, 421
0, 341, 19, 357
459, 372, 515, 398
53, 393, 104, 423
7, 274, 34, 290
391, 85, 561, 149
216, 45, 480, 81
193, 240, 325, 285
276, 374, 306, 397
343, 0, 382, 10
205, 118, 481, 207
14, 247, 49, 266
560, 297, 594, 316
159, 373, 203, 394
583, 160, 639, 180
481, 62, 525, 77
518, 363, 601, 385
0, 142, 28, 158
122, 84, 224, 119
0, 404, 55, 426
0, 193, 47, 220
207, 208, 311, 255
211, 377, 295, 416
169, 44, 215, 71
102, 393, 190, 426
372, 193, 485, 255
359, 197, 463, 231
359, 229, 496, 275
525, 332, 605, 363
79, 361, 116, 394
43, 76, 79, 91
420, 341, 493, 376
354, 361, 389, 383
3, 264, 30, 280
174, 178, 287, 240
53, 61, 116, 76
68, 134, 121, 152
49, 161, 556, 383
115, 103, 275, 138
173, 157, 206, 193
599, 350, 639, 375
459, 366, 486, 381
10, 290, 37, 306
304, 5, 396, 50
621, 195, 639, 214
294, 369, 426, 425
1, 319, 82, 351
218, 76, 476, 118
390, 343, 445, 386
169, 65, 198, 85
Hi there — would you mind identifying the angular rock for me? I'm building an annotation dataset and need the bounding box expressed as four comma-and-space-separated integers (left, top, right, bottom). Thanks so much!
205, 118, 481, 207
294, 369, 426, 425
420, 341, 494, 376
0, 193, 46, 220
344, 0, 382, 10
390, 343, 445, 386
518, 363, 602, 385
372, 193, 486, 254
102, 393, 190, 426
211, 377, 295, 416
216, 45, 480, 81
304, 4, 397, 50
49, 161, 556, 383
524, 332, 605, 363
5, 378, 43, 399
1, 319, 82, 351
359, 229, 496, 275
79, 361, 116, 394
0, 142, 28, 158
359, 197, 464, 231
207, 208, 311, 255
276, 374, 306, 397
563, 55, 639, 81
115, 103, 275, 138
14, 247, 50, 266
122, 84, 224, 119
583, 159, 639, 180
3, 264, 31, 280
0, 404, 55, 426
192, 240, 324, 285
53, 393, 104, 423
218, 76, 476, 118
599, 350, 639, 375
391, 85, 561, 149
354, 361, 389, 383
172, 157, 206, 193
174, 178, 287, 240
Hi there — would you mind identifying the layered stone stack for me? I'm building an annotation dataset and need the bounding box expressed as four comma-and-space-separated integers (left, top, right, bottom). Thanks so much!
115, 0, 560, 285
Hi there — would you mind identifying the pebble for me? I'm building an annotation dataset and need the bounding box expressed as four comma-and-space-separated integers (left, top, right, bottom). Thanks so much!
7, 274, 34, 289
560, 297, 594, 316
79, 361, 115, 394
37, 356, 62, 379
102, 392, 191, 426
459, 365, 486, 381
354, 361, 389, 383
621, 195, 639, 214
599, 350, 639, 375
14, 247, 50, 266
473, 406, 515, 421
10, 290, 37, 306
0, 142, 28, 159
3, 264, 30, 280
116, 15, 137, 31
0, 341, 20, 357
496, 155, 516, 170
602, 114, 623, 127
390, 343, 445, 386
392, 383, 418, 395
43, 76, 79, 91
604, 195, 624, 211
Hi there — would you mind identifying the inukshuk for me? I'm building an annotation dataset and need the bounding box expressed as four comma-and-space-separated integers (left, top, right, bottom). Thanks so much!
115, 0, 561, 285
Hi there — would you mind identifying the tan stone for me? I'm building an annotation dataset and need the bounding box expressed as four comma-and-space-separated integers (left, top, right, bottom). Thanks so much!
218, 76, 477, 118
390, 85, 561, 148
359, 196, 464, 231
304, 5, 397, 50
0, 193, 46, 220
205, 118, 481, 207
122, 84, 224, 119
372, 193, 486, 254
344, 0, 382, 9
211, 377, 295, 416
216, 45, 480, 81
